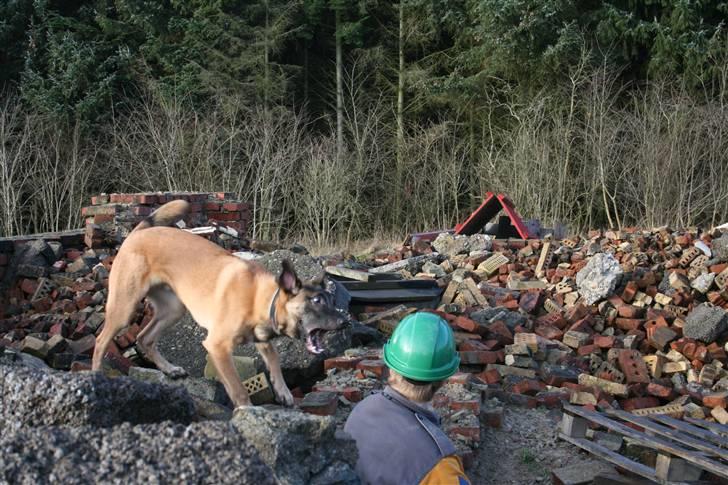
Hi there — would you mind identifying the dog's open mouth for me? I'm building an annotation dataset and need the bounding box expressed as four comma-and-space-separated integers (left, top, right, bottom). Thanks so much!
305, 329, 326, 354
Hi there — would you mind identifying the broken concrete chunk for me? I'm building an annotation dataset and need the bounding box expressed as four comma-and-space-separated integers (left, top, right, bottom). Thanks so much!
683, 303, 728, 343
575, 253, 623, 304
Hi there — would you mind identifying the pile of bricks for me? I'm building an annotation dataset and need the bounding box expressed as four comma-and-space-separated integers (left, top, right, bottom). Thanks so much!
82, 192, 251, 247
353, 227, 728, 426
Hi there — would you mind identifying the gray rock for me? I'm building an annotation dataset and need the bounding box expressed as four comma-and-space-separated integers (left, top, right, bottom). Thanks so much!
713, 234, 728, 262
431, 233, 492, 258
128, 366, 229, 404
0, 422, 275, 484
432, 233, 470, 258
683, 304, 728, 343
422, 261, 446, 278
0, 364, 195, 431
231, 406, 359, 485
576, 253, 623, 305
258, 249, 324, 283
471, 307, 526, 331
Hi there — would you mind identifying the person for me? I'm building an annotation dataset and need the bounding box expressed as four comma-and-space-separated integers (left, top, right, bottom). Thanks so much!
344, 312, 471, 485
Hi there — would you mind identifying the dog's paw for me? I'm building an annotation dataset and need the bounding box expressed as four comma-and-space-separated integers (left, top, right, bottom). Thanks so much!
275, 387, 295, 407
163, 366, 188, 379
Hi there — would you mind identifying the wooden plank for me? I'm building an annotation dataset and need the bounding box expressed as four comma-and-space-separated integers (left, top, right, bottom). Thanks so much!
558, 433, 668, 484
563, 404, 728, 479
649, 414, 728, 449
359, 304, 411, 326
605, 410, 728, 459
325, 266, 370, 281
684, 417, 728, 437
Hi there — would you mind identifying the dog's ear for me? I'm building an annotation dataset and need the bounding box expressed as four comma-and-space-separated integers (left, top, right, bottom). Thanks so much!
278, 259, 302, 295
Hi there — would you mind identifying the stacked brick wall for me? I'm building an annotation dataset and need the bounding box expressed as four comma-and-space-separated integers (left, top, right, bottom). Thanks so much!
82, 192, 251, 248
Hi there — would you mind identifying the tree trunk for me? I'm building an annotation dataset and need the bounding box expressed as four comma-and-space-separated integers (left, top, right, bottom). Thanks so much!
394, 1, 405, 224
335, 8, 343, 162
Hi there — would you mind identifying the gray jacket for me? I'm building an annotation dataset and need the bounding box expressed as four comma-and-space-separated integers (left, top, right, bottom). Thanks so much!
343, 386, 457, 485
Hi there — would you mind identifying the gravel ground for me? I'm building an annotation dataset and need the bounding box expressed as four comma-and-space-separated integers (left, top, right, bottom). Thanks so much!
469, 406, 611, 484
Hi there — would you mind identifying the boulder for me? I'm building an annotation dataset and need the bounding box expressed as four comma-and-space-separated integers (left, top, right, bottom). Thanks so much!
576, 253, 623, 305
231, 406, 359, 485
0, 364, 195, 431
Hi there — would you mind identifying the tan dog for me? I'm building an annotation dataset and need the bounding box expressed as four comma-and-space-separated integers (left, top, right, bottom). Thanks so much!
92, 200, 345, 408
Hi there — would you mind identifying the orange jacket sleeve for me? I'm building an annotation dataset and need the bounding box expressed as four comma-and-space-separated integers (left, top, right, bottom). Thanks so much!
419, 455, 471, 485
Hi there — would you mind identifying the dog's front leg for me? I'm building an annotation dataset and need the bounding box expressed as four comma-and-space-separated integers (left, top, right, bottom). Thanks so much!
255, 342, 294, 407
203, 337, 252, 408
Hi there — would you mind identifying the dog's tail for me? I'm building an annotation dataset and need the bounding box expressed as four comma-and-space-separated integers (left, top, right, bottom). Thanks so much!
131, 200, 190, 233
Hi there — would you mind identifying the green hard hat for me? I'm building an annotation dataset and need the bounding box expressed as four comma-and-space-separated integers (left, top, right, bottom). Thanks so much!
383, 312, 460, 382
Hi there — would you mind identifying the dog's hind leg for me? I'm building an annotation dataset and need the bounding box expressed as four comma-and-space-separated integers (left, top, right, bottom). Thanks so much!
136, 285, 187, 378
255, 342, 294, 407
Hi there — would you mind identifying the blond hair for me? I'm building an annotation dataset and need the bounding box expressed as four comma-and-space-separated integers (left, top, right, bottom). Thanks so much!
388, 369, 443, 403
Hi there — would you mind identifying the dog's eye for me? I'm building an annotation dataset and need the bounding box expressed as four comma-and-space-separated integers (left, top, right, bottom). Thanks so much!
311, 295, 322, 304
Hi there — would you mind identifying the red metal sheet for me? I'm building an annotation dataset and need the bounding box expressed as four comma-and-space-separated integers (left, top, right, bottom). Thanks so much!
454, 192, 532, 239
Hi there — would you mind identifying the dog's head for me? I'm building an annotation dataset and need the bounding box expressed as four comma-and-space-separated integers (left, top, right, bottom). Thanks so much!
276, 260, 345, 354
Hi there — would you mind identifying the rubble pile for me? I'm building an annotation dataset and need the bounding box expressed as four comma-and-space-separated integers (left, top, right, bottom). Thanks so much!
348, 229, 728, 429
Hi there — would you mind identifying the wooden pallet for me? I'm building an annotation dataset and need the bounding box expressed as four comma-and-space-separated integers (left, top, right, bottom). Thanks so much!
560, 404, 728, 484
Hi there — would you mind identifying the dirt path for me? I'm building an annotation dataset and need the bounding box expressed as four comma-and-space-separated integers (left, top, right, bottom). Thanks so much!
469, 406, 612, 484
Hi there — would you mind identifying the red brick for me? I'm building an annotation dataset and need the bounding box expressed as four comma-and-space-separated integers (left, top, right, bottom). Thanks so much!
537, 312, 568, 329
448, 425, 480, 441
450, 399, 481, 413
342, 387, 363, 402
20, 278, 38, 295
459, 340, 490, 352
475, 369, 501, 385
620, 396, 661, 411
534, 324, 563, 341
208, 212, 241, 222
109, 193, 134, 204
453, 316, 479, 333
133, 194, 157, 205
621, 281, 638, 303
617, 305, 644, 319
447, 372, 472, 386
646, 383, 674, 399
300, 391, 338, 416
222, 202, 247, 211
356, 359, 387, 378
536, 390, 570, 409
31, 297, 52, 312
618, 350, 651, 384
487, 321, 514, 345
615, 318, 644, 331
459, 350, 502, 365
703, 392, 728, 409
480, 407, 503, 428
324, 356, 363, 371
593, 335, 616, 349
511, 379, 546, 396
577, 344, 600, 356
132, 206, 153, 217
518, 291, 542, 314
204, 202, 222, 212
